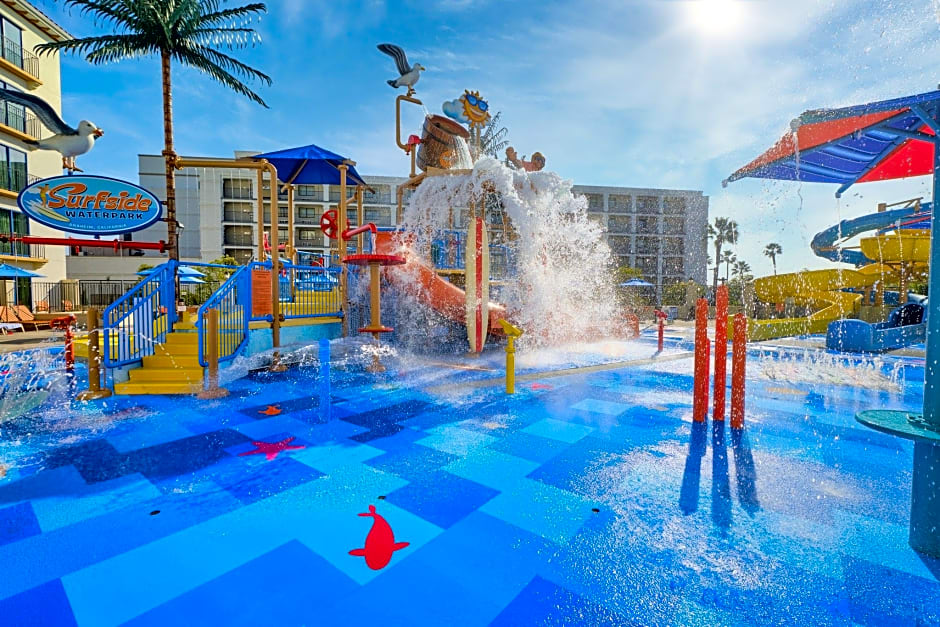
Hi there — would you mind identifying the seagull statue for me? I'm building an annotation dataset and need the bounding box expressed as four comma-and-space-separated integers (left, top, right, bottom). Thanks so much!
377, 43, 424, 97
0, 87, 102, 174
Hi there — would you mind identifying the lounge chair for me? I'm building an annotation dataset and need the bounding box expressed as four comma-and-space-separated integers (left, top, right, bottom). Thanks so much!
12, 305, 50, 331
0, 322, 23, 334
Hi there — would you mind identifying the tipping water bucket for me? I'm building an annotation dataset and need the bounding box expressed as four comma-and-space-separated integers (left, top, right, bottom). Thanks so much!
417, 114, 470, 172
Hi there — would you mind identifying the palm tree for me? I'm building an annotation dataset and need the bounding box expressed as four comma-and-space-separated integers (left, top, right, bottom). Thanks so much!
732, 259, 752, 279
480, 111, 510, 159
36, 0, 271, 266
707, 217, 739, 290
721, 250, 735, 282
764, 242, 783, 275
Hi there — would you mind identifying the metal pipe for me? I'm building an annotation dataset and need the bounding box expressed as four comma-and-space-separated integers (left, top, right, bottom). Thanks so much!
925, 142, 940, 429
357, 186, 364, 253
257, 168, 265, 262
713, 285, 729, 422
338, 164, 349, 337
395, 93, 423, 151
287, 183, 296, 262
198, 308, 229, 399
731, 313, 747, 429
77, 307, 111, 401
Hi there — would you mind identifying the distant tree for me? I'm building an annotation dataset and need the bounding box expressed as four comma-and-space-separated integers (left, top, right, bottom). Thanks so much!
732, 259, 752, 279
615, 265, 644, 283
721, 250, 735, 282
764, 242, 783, 275
480, 111, 510, 159
707, 217, 739, 290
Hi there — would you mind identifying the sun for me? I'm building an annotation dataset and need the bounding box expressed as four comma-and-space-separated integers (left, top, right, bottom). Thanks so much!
686, 0, 745, 37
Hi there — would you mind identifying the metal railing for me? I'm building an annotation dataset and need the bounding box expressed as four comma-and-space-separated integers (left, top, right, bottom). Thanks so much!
0, 106, 41, 138
2, 37, 39, 79
281, 263, 342, 319
223, 210, 254, 223
430, 229, 515, 277
197, 264, 250, 367
0, 240, 43, 259
103, 260, 177, 367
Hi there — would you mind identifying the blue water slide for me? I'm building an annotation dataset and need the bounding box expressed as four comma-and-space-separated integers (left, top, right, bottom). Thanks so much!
810, 203, 933, 266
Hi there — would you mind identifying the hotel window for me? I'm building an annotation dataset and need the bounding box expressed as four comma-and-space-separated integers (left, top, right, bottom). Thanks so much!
607, 236, 632, 255
222, 178, 252, 199
1, 19, 22, 70
584, 193, 604, 211
663, 257, 684, 276
0, 145, 27, 192
223, 202, 253, 222
635, 256, 659, 277
636, 215, 658, 234
663, 197, 687, 215
277, 206, 288, 220
608, 194, 631, 213
0, 208, 28, 256
636, 236, 661, 254
296, 185, 318, 198
0, 81, 27, 135
636, 195, 660, 213
663, 237, 685, 254
365, 207, 391, 226
607, 215, 632, 233
277, 228, 289, 241
299, 229, 320, 242
298, 206, 320, 219
663, 217, 685, 235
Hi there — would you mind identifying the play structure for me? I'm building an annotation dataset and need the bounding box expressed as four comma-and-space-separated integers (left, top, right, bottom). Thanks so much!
739, 198, 931, 350
725, 88, 940, 559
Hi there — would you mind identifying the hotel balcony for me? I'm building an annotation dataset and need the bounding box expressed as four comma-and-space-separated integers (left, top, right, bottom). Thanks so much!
0, 172, 39, 200
0, 240, 45, 264
0, 36, 40, 85
0, 107, 41, 142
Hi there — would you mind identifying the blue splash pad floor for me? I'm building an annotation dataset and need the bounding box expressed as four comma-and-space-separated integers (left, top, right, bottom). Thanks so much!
0, 345, 937, 626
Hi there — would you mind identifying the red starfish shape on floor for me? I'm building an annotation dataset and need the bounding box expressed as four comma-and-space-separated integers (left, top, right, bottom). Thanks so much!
238, 437, 305, 461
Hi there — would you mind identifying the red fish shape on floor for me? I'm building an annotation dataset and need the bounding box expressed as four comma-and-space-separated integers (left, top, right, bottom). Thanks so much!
530, 383, 553, 390
258, 405, 282, 416
348, 504, 410, 570
238, 436, 305, 461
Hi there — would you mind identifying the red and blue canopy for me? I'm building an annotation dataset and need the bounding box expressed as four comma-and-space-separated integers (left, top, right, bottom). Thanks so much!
724, 89, 940, 196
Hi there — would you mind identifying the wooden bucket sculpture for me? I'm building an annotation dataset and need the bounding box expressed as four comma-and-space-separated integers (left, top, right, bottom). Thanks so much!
417, 114, 470, 172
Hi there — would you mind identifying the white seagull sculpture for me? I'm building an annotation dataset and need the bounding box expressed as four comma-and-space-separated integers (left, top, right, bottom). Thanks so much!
377, 43, 424, 97
0, 87, 102, 174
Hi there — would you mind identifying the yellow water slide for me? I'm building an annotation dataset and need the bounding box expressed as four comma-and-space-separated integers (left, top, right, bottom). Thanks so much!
746, 228, 931, 341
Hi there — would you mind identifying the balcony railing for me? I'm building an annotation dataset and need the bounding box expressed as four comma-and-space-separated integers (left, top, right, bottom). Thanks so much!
223, 210, 254, 223
295, 215, 321, 225
0, 107, 41, 138
0, 172, 38, 194
363, 193, 392, 204
222, 188, 253, 200
223, 233, 254, 246
0, 241, 43, 259
1, 37, 39, 80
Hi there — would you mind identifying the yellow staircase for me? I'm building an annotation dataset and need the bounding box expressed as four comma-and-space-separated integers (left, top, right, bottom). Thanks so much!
114, 319, 204, 395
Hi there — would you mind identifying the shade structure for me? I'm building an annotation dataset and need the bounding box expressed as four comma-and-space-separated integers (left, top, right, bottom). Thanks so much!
179, 276, 204, 285
252, 143, 366, 187
0, 263, 42, 279
0, 263, 42, 307
620, 278, 654, 287
724, 89, 940, 197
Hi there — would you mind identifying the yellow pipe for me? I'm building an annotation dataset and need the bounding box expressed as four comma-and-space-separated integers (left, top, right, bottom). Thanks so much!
357, 186, 364, 254
497, 319, 524, 395
395, 93, 423, 152
198, 308, 229, 399
338, 164, 349, 337
77, 307, 111, 400
256, 168, 265, 261
287, 183, 295, 261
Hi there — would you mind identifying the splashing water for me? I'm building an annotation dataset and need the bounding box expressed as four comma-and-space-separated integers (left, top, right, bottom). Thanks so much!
0, 349, 71, 423
397, 156, 620, 348
752, 348, 905, 391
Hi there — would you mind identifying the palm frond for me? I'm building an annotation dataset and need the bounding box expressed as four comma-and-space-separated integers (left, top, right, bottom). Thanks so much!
198, 3, 267, 28
182, 43, 272, 85
35, 34, 151, 57
173, 46, 268, 107
85, 35, 158, 63
59, 0, 137, 28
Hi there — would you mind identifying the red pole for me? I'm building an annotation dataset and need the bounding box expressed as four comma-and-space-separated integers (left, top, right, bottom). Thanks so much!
731, 313, 747, 429
654, 309, 667, 352
693, 298, 709, 423
627, 313, 640, 339
713, 285, 729, 421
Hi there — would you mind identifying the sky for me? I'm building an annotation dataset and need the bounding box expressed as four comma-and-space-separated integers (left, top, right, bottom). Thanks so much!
27, 0, 940, 276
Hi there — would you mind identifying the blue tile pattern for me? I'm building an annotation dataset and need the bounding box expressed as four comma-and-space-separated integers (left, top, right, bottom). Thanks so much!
0, 346, 935, 625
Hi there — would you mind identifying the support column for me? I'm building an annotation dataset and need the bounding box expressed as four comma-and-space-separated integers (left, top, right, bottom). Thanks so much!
926, 140, 940, 429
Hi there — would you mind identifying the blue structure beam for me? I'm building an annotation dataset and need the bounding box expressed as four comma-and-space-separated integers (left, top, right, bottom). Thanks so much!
911, 104, 940, 135
871, 126, 935, 143
834, 135, 907, 197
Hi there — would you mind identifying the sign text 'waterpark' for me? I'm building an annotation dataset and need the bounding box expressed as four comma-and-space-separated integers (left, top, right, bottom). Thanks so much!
17, 175, 163, 235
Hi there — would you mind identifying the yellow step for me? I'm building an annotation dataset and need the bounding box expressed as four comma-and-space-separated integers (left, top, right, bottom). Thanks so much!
165, 332, 199, 346
154, 342, 198, 357
142, 354, 201, 369
114, 381, 201, 395
128, 366, 203, 383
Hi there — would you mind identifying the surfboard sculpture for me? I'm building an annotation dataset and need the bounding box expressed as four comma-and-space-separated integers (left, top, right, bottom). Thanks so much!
465, 216, 490, 354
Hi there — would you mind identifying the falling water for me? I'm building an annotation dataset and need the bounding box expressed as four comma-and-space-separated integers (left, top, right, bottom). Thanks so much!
394, 156, 620, 348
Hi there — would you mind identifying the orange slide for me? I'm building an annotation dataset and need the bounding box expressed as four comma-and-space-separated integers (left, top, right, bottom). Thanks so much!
374, 231, 507, 336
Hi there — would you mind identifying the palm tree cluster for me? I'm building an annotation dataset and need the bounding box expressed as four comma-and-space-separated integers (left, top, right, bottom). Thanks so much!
707, 217, 738, 290
36, 0, 272, 265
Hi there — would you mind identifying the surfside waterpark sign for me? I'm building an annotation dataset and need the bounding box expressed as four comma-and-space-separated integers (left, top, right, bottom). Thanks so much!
17, 175, 163, 235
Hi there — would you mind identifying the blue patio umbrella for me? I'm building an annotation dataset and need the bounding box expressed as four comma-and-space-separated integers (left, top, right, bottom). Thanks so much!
0, 263, 43, 306
619, 278, 654, 287
179, 276, 204, 285
252, 143, 367, 187
137, 265, 204, 277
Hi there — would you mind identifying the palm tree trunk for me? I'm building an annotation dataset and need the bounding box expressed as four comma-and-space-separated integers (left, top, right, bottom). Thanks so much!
161, 49, 178, 264
713, 243, 721, 289
772, 257, 777, 275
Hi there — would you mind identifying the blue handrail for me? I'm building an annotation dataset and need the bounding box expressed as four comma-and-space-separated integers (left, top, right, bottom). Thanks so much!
103, 260, 177, 367
197, 264, 251, 367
